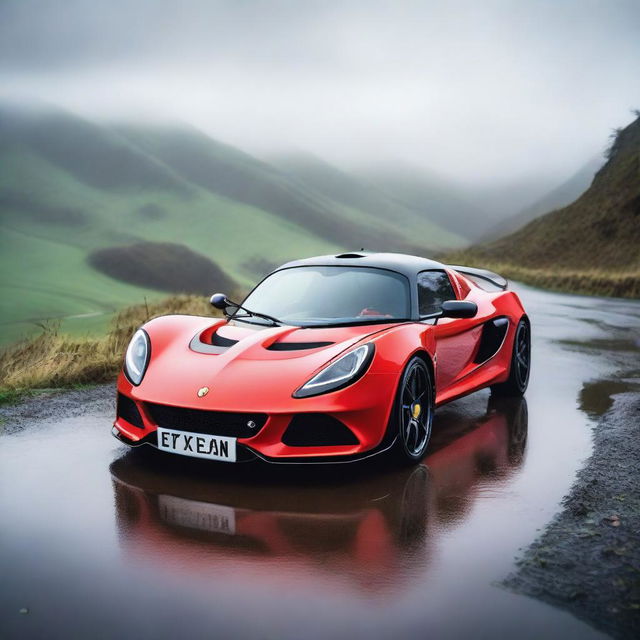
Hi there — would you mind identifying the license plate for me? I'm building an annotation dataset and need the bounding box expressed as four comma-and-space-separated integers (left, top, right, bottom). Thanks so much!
158, 494, 236, 535
157, 427, 236, 462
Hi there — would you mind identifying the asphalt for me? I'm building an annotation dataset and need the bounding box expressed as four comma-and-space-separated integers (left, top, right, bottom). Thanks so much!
1, 284, 639, 640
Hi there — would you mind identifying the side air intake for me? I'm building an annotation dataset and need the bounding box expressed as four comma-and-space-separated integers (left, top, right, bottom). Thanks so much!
282, 414, 359, 446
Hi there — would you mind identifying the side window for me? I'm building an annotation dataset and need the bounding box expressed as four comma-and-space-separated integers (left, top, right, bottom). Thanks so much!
417, 270, 457, 316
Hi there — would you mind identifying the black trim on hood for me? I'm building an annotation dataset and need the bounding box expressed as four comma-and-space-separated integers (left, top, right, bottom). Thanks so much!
266, 341, 334, 351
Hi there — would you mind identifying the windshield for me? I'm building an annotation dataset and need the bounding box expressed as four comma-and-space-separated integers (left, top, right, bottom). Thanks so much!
239, 266, 411, 326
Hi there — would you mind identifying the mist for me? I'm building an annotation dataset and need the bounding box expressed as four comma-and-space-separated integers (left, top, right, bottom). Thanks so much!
1, 0, 639, 188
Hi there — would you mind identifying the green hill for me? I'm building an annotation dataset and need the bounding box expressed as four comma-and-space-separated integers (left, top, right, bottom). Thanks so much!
0, 102, 464, 345
0, 104, 336, 343
482, 155, 603, 240
357, 163, 493, 240
447, 115, 640, 298
270, 152, 465, 248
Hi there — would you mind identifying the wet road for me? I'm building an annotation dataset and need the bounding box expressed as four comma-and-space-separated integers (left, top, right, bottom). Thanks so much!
1, 285, 639, 639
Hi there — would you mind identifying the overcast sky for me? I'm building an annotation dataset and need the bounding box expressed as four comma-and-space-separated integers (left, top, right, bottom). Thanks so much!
1, 0, 639, 187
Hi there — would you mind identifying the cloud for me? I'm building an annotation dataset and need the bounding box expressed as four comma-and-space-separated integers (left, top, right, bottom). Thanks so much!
1, 0, 639, 185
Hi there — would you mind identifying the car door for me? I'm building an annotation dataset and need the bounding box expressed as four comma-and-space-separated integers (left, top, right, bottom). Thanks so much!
418, 270, 482, 392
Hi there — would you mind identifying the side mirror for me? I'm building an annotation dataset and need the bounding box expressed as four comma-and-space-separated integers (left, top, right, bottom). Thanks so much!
210, 293, 241, 317
440, 300, 477, 319
210, 293, 229, 310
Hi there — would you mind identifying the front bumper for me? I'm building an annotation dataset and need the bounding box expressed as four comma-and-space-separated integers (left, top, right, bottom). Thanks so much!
113, 370, 399, 462
111, 425, 398, 464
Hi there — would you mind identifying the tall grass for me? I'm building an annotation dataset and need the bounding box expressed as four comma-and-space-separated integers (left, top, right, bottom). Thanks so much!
0, 295, 217, 394
444, 254, 640, 299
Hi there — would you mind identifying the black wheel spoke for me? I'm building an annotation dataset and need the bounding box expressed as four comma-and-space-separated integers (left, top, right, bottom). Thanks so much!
514, 322, 530, 387
399, 361, 432, 458
413, 388, 427, 403
405, 419, 415, 448
413, 422, 421, 450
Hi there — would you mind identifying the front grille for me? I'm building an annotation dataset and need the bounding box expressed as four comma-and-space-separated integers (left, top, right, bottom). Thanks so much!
282, 414, 359, 447
145, 402, 268, 438
117, 393, 144, 429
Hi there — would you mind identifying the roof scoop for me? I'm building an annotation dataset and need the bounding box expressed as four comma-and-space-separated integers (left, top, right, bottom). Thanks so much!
335, 252, 367, 259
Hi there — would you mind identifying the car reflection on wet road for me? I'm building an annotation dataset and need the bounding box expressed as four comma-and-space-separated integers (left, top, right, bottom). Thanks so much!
2, 284, 638, 639
110, 396, 527, 595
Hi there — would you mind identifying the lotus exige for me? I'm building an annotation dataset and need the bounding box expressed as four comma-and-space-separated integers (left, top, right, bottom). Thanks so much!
112, 253, 530, 465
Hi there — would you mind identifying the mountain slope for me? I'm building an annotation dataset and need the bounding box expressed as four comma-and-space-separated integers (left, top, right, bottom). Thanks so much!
270, 152, 465, 248
0, 102, 467, 344
448, 115, 640, 297
358, 164, 493, 240
115, 125, 462, 253
0, 102, 190, 193
483, 155, 604, 240
0, 104, 342, 343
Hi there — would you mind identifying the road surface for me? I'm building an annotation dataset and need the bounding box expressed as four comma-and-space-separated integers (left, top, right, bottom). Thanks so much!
1, 284, 639, 639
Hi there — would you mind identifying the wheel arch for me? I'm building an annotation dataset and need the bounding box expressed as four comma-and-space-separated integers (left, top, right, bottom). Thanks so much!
377, 347, 435, 452
411, 349, 435, 391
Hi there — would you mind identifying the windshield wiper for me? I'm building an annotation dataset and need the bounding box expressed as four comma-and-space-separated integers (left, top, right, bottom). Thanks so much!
210, 293, 282, 326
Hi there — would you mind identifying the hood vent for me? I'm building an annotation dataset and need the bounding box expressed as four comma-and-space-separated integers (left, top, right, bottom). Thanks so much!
266, 341, 334, 351
190, 327, 239, 354
211, 331, 238, 347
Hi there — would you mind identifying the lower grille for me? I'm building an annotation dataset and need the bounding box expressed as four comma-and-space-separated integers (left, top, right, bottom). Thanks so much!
145, 402, 267, 438
117, 393, 144, 429
282, 414, 359, 447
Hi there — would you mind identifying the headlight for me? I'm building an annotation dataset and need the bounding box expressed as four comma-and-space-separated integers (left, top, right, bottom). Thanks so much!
293, 343, 374, 398
124, 329, 150, 386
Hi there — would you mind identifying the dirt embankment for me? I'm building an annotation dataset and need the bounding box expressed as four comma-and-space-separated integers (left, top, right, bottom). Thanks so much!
504, 391, 640, 639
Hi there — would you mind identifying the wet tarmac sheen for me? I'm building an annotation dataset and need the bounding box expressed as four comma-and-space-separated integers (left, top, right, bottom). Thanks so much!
1, 285, 639, 640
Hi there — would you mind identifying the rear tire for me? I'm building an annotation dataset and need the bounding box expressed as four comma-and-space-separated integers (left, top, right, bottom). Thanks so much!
491, 317, 530, 397
390, 357, 434, 465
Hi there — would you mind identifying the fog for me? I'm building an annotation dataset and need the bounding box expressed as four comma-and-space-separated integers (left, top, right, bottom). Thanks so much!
1, 0, 639, 187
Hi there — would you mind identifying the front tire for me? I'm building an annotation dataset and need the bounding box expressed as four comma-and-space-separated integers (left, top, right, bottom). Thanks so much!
491, 317, 531, 397
391, 357, 434, 465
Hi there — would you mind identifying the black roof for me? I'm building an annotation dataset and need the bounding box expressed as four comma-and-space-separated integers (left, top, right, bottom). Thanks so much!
277, 252, 446, 279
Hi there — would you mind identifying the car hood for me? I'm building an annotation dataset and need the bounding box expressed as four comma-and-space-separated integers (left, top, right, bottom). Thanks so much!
131, 315, 402, 411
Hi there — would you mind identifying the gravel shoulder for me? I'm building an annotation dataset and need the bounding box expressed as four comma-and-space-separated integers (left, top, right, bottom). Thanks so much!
504, 391, 640, 640
0, 384, 115, 436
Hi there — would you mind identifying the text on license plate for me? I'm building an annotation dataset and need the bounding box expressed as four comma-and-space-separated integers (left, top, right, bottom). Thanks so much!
158, 494, 236, 535
157, 427, 236, 462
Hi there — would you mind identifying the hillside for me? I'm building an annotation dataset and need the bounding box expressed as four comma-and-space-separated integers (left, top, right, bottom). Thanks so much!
0, 102, 465, 344
116, 127, 462, 254
357, 163, 494, 240
0, 103, 335, 343
447, 115, 640, 298
270, 153, 465, 247
482, 155, 603, 240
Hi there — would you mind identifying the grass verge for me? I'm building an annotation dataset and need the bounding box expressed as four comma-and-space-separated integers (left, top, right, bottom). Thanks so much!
0, 295, 219, 401
444, 253, 640, 299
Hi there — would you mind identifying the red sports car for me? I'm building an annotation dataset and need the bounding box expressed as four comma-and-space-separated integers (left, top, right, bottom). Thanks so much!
112, 252, 530, 465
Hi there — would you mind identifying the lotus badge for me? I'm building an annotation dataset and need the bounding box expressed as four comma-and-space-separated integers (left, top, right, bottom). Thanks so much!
197, 386, 209, 398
